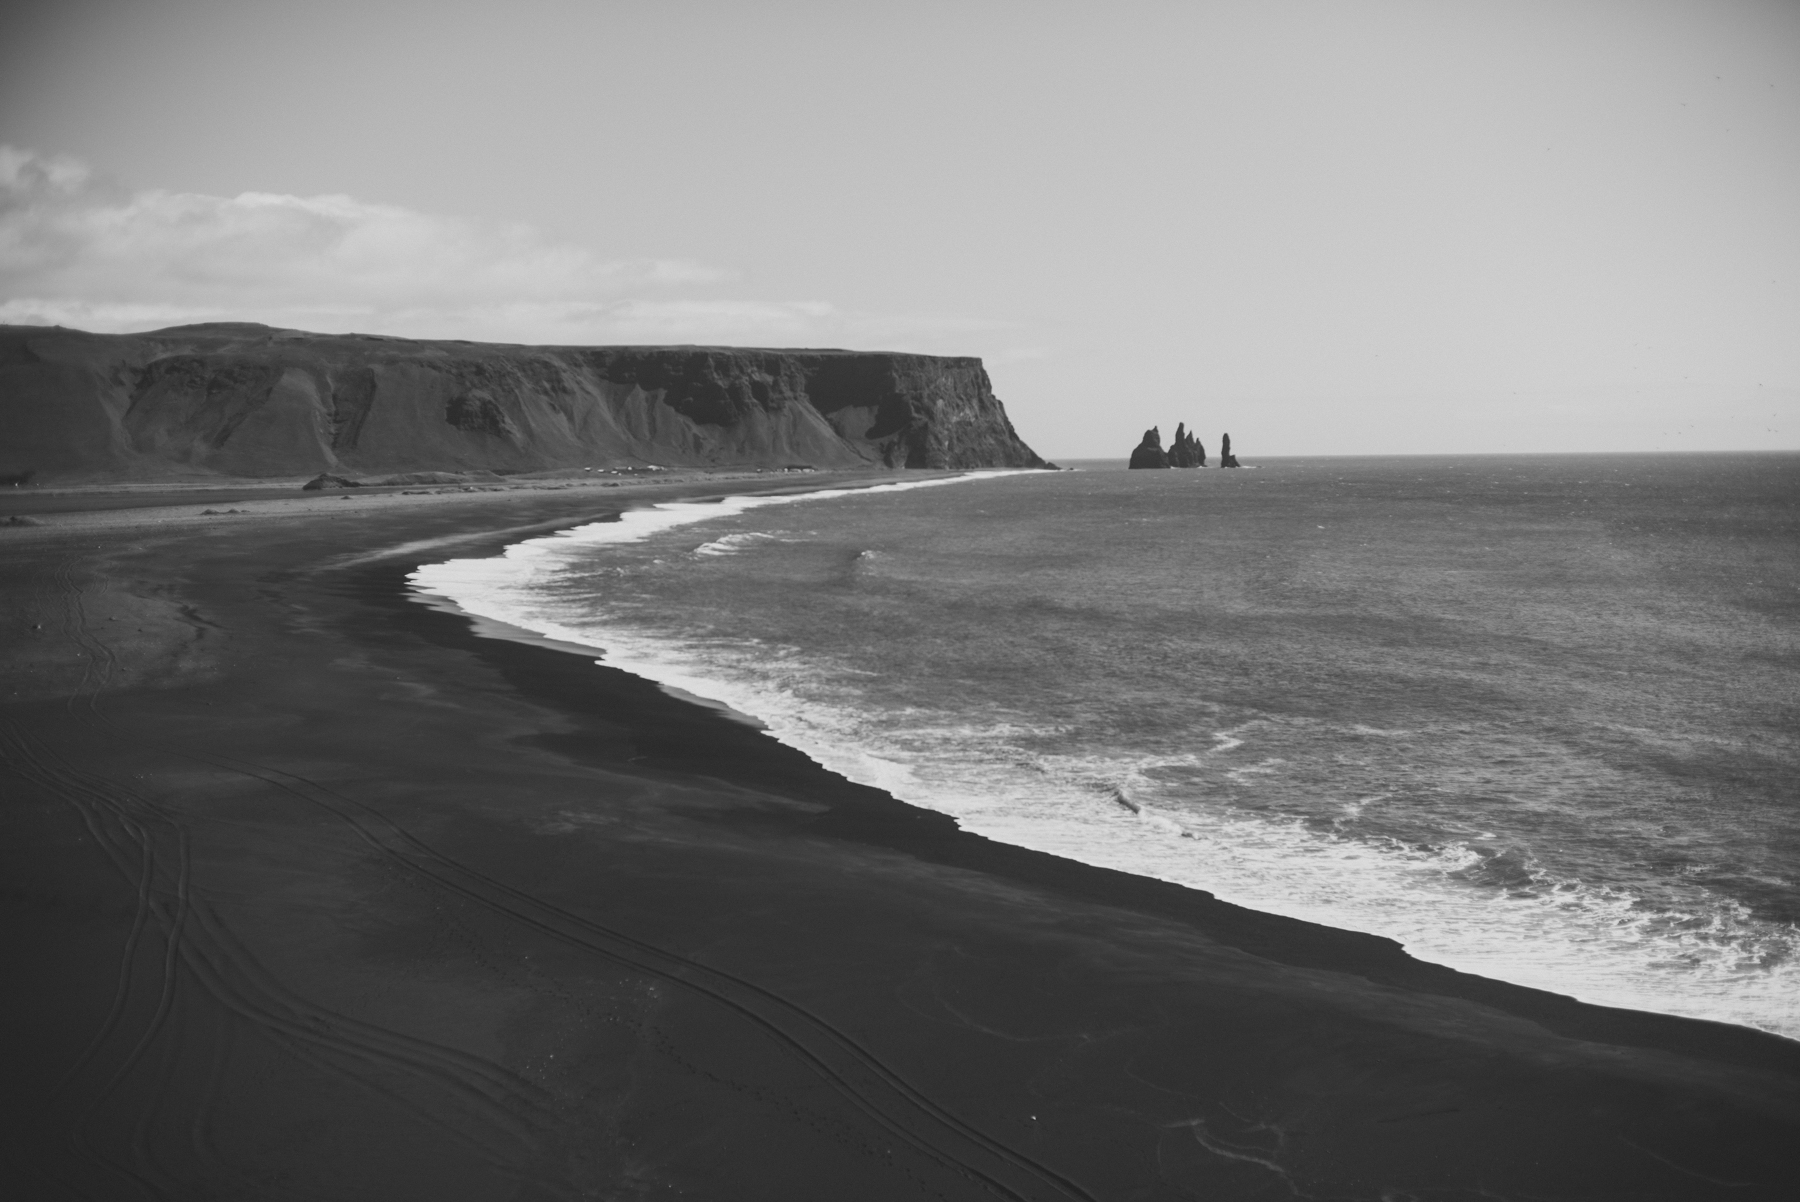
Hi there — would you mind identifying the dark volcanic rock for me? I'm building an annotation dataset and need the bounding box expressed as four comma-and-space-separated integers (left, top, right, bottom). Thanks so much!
0, 323, 1049, 482
301, 473, 363, 491
1220, 432, 1240, 468
1128, 427, 1170, 469
1167, 422, 1206, 468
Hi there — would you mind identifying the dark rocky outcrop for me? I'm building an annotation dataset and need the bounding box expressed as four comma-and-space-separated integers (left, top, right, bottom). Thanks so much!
1131, 421, 1234, 468
1167, 423, 1206, 468
0, 323, 1049, 482
1128, 427, 1170, 469
301, 473, 362, 490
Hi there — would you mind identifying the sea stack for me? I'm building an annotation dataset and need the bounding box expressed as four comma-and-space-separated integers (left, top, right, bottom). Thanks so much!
1128, 427, 1171, 469
1220, 433, 1240, 468
1167, 423, 1206, 468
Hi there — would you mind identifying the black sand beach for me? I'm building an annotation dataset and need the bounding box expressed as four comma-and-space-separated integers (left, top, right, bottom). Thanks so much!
4, 474, 1798, 1201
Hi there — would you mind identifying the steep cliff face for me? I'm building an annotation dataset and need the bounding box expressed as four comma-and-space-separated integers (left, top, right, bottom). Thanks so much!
0, 324, 1048, 481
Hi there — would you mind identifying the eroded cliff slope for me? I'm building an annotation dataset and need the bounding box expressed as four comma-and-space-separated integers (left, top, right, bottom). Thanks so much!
0, 323, 1048, 481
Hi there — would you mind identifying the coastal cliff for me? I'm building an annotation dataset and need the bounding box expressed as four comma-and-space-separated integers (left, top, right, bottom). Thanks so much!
0, 323, 1049, 481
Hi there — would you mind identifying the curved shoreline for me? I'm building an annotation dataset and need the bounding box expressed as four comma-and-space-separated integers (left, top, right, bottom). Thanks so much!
408, 473, 1800, 1046
4, 473, 1798, 1198
402, 521, 1800, 1065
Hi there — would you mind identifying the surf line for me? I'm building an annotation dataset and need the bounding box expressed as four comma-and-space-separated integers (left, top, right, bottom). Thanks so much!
405, 468, 1036, 719
409, 468, 1036, 592
408, 474, 1800, 1043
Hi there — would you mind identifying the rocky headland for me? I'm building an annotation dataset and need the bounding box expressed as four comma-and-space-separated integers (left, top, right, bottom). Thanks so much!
0, 323, 1049, 482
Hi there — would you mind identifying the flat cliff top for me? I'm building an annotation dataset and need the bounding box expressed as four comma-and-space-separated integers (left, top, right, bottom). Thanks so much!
8, 322, 987, 366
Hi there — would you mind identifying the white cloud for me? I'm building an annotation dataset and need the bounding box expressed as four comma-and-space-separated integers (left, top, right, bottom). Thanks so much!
0, 146, 1028, 354
0, 145, 726, 340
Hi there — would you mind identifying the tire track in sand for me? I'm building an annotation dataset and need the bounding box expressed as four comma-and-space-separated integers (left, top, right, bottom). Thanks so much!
172, 731, 1100, 1202
23, 543, 1100, 1202
5, 553, 583, 1200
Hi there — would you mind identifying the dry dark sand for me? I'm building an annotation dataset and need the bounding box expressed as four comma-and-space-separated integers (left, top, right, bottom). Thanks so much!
3, 474, 1798, 1201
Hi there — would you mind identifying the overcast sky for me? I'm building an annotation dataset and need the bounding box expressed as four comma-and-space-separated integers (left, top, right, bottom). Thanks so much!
2, 0, 1795, 457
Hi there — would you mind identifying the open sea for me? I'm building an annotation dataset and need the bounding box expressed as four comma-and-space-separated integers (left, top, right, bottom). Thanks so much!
412, 455, 1800, 1040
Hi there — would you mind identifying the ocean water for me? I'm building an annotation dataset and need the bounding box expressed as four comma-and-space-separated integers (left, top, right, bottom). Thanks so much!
411, 455, 1800, 1040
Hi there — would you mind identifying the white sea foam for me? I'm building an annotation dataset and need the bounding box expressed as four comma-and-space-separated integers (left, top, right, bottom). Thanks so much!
694, 532, 785, 556
410, 470, 1800, 1042
412, 471, 1028, 594
656, 638, 1800, 1037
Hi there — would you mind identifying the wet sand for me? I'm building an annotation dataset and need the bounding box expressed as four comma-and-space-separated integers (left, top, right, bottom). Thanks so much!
3, 472, 1798, 1201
